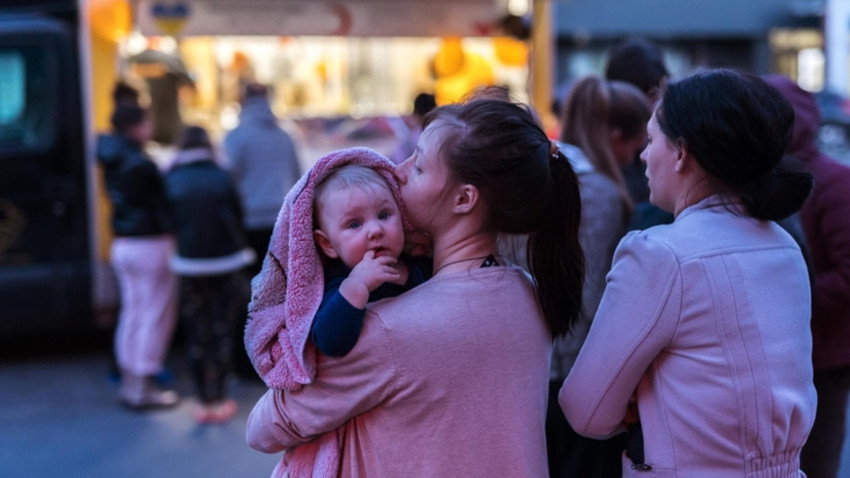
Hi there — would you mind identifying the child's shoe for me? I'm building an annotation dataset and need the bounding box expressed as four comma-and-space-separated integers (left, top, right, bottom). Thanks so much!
194, 399, 238, 424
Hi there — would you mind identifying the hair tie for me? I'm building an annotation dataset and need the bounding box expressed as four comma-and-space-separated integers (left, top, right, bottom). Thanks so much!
549, 141, 560, 161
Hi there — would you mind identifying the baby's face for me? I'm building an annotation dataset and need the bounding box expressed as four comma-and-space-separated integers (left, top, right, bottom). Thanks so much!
315, 183, 405, 269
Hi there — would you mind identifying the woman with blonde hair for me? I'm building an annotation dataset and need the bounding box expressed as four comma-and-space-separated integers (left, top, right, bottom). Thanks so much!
559, 75, 651, 216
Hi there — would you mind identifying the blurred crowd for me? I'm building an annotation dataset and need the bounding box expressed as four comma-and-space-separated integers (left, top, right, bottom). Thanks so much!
94, 36, 850, 478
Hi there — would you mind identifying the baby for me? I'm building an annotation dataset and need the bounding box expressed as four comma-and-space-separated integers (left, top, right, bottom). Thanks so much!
244, 149, 429, 477
311, 164, 430, 357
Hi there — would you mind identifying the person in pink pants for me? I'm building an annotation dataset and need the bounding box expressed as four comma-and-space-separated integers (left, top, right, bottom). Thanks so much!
97, 104, 179, 409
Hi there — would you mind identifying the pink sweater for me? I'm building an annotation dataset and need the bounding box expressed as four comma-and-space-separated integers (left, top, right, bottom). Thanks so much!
247, 266, 552, 477
561, 197, 816, 477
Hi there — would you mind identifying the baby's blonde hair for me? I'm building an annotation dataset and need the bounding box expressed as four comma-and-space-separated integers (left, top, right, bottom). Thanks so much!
312, 165, 394, 224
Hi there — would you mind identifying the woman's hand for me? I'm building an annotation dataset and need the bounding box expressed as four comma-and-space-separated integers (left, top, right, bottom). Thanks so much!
623, 394, 639, 426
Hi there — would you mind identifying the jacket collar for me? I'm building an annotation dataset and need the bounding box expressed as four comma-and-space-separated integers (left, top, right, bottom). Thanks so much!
677, 194, 745, 221
170, 148, 216, 169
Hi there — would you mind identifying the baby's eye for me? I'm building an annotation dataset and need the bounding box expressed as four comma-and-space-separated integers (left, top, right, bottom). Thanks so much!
378, 211, 390, 220
347, 220, 361, 229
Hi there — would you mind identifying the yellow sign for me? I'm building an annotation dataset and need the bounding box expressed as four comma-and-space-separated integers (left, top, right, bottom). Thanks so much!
151, 2, 191, 37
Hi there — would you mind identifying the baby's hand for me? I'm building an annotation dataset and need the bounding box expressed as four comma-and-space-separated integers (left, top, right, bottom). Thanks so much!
339, 251, 403, 309
348, 250, 402, 292
385, 260, 409, 286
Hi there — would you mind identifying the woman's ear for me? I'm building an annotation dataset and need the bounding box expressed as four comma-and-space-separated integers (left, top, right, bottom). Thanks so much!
453, 184, 480, 214
314, 229, 338, 259
675, 138, 689, 173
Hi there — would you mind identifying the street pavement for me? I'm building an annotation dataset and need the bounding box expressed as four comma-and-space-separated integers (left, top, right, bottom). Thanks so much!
2, 333, 850, 478
0, 334, 279, 478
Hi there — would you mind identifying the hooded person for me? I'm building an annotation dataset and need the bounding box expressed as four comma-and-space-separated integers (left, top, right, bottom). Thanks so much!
244, 147, 416, 478
764, 74, 850, 478
224, 83, 302, 380
223, 83, 302, 273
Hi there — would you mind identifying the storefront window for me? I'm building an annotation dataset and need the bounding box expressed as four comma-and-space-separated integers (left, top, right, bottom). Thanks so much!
142, 34, 528, 161
195, 35, 528, 120
769, 28, 824, 88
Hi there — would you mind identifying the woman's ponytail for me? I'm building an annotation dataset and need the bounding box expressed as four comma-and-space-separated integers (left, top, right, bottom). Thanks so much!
528, 148, 584, 337
430, 100, 586, 338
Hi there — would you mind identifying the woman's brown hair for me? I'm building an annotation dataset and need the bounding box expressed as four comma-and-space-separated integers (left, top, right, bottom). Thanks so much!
426, 100, 585, 337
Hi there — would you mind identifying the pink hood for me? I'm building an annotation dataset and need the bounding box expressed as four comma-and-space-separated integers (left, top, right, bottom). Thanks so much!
243, 147, 406, 478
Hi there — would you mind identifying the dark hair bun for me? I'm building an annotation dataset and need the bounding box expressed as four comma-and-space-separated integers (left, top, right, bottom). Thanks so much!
658, 69, 813, 221
742, 157, 814, 221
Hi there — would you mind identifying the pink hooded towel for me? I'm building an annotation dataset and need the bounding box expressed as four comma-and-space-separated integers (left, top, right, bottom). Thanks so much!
244, 147, 408, 477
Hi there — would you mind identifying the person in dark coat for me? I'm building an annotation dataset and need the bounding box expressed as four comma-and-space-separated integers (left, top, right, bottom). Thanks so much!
164, 125, 255, 423
605, 37, 674, 230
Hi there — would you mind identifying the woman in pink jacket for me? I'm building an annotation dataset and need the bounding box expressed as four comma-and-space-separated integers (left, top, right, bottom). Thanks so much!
560, 69, 817, 477
246, 99, 585, 477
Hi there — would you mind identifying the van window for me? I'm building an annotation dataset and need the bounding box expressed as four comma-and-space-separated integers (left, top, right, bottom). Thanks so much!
0, 46, 55, 152
0, 51, 24, 124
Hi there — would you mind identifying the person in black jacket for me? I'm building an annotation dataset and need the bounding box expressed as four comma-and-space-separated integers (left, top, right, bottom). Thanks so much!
604, 37, 675, 231
97, 104, 179, 409
164, 126, 255, 423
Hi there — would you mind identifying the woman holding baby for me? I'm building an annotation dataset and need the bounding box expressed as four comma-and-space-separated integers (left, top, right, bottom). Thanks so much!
246, 98, 583, 476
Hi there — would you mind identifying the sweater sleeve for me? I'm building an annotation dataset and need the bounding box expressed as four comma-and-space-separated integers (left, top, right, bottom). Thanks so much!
559, 231, 680, 438
246, 312, 398, 451
311, 288, 366, 357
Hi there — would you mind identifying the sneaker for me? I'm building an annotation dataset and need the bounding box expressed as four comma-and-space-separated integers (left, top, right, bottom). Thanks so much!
119, 373, 180, 409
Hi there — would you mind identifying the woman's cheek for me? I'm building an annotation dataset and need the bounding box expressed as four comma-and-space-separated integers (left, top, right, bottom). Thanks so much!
400, 184, 418, 211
